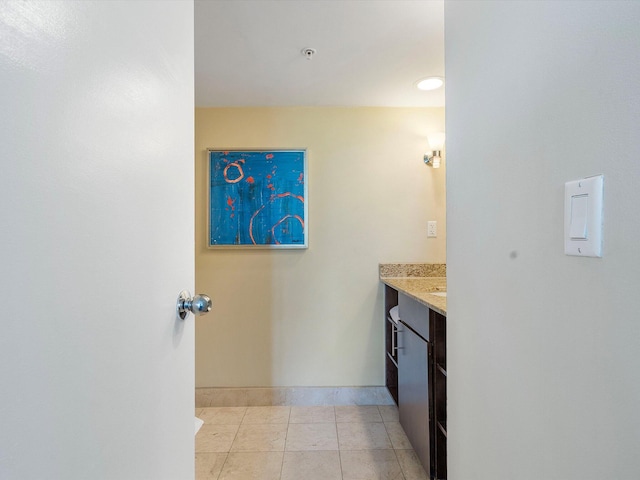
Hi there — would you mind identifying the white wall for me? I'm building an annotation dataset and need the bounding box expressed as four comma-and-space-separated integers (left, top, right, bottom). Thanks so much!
446, 2, 640, 479
195, 107, 446, 387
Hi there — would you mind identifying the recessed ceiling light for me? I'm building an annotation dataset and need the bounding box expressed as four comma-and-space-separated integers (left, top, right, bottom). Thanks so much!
416, 77, 444, 91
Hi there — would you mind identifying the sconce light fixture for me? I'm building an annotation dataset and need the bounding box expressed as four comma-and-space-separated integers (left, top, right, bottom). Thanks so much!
424, 132, 445, 168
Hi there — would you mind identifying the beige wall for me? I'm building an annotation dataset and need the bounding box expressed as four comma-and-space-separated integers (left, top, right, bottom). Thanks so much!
195, 107, 445, 387
446, 2, 640, 479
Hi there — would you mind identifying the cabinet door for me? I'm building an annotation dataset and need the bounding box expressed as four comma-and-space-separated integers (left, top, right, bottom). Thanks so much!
398, 322, 431, 472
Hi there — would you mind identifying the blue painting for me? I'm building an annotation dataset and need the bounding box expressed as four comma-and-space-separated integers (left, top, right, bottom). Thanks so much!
208, 150, 307, 248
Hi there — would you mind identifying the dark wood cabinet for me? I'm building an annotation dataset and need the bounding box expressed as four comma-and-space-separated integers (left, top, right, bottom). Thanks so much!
384, 287, 446, 480
430, 309, 447, 480
398, 314, 431, 472
384, 285, 399, 405
398, 293, 431, 472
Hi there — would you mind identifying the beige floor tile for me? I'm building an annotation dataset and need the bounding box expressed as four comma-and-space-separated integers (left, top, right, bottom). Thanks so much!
378, 405, 399, 423
337, 422, 392, 450
281, 451, 342, 480
340, 449, 405, 480
199, 407, 247, 425
196, 424, 240, 453
395, 449, 429, 480
290, 406, 336, 423
384, 422, 413, 450
285, 423, 338, 451
217, 451, 283, 480
195, 408, 203, 417
195, 452, 227, 480
336, 405, 383, 423
241, 406, 290, 424
230, 423, 288, 452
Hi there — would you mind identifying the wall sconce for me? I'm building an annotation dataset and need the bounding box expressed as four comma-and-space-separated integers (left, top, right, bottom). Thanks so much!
424, 132, 445, 168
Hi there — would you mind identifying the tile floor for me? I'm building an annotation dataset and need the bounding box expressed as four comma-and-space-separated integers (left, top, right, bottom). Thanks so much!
195, 404, 428, 480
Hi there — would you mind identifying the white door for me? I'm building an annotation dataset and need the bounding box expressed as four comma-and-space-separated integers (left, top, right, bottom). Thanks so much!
0, 1, 195, 478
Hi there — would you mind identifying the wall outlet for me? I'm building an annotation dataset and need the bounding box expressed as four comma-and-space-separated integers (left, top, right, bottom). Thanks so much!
427, 221, 437, 237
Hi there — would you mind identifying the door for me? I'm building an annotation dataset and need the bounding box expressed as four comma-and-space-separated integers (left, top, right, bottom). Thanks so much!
398, 322, 431, 474
0, 1, 195, 478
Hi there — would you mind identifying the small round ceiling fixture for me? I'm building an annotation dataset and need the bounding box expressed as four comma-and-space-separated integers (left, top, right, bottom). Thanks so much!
416, 77, 444, 91
301, 48, 317, 60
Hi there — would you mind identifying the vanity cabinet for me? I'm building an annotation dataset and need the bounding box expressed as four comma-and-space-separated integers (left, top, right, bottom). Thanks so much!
431, 307, 447, 480
398, 293, 432, 474
384, 287, 447, 480
384, 285, 399, 404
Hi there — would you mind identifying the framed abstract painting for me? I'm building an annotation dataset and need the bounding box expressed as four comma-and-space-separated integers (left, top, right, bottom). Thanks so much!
207, 149, 308, 248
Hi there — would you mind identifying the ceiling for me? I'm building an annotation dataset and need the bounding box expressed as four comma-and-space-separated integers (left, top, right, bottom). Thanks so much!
195, 0, 445, 107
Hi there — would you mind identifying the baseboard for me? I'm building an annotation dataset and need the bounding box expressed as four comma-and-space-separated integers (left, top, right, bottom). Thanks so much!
195, 386, 394, 408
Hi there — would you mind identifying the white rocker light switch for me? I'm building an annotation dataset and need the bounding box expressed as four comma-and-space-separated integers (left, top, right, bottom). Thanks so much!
564, 175, 603, 257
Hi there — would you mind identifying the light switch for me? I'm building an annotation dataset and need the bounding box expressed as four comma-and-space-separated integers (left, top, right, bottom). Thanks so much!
564, 175, 603, 257
569, 194, 588, 239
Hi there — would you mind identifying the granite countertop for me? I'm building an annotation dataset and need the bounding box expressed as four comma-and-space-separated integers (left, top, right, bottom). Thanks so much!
379, 263, 447, 316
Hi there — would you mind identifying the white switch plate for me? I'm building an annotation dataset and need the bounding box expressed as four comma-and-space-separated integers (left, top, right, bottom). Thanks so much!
427, 221, 437, 237
564, 175, 603, 257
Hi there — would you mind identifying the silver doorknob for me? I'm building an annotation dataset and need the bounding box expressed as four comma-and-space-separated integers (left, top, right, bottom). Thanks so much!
177, 290, 212, 319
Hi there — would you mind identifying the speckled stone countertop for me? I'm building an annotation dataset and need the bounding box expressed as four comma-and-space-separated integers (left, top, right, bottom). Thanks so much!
379, 263, 447, 316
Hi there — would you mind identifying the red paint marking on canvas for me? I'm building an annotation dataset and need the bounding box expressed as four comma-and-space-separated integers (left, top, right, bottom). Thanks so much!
227, 196, 235, 210
266, 153, 274, 159
246, 176, 255, 184
270, 214, 305, 245
276, 192, 304, 203
223, 162, 244, 183
249, 205, 266, 245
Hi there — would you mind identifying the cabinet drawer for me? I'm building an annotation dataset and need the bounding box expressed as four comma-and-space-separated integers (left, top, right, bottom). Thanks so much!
398, 292, 429, 340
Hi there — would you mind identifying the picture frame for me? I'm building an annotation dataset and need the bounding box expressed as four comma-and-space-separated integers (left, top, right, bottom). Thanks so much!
207, 149, 308, 249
